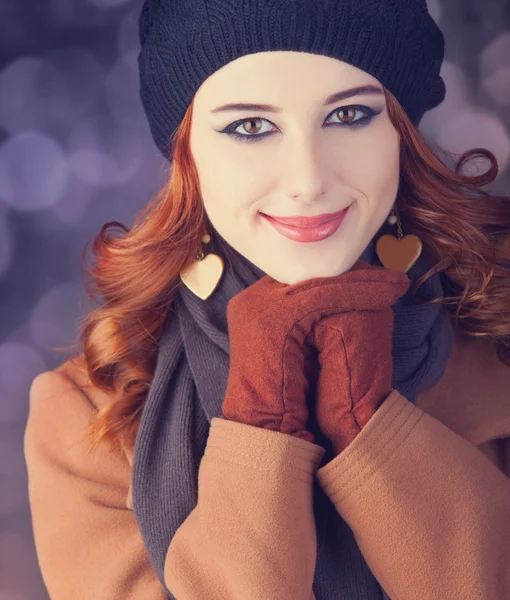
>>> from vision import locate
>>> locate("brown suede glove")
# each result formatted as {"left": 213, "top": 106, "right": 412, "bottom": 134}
{"left": 220, "top": 259, "right": 409, "bottom": 447}
{"left": 312, "top": 260, "right": 410, "bottom": 456}
{"left": 221, "top": 275, "right": 320, "bottom": 444}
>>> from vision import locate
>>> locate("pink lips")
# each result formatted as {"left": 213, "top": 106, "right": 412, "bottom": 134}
{"left": 261, "top": 206, "right": 351, "bottom": 243}
{"left": 265, "top": 209, "right": 348, "bottom": 228}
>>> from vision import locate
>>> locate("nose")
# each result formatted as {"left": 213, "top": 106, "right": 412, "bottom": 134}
{"left": 281, "top": 139, "right": 327, "bottom": 205}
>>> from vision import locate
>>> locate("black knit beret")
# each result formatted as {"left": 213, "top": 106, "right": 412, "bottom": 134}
{"left": 138, "top": 0, "right": 446, "bottom": 161}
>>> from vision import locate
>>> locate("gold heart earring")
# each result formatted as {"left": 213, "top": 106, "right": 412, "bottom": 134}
{"left": 376, "top": 203, "right": 423, "bottom": 273}
{"left": 178, "top": 232, "right": 225, "bottom": 300}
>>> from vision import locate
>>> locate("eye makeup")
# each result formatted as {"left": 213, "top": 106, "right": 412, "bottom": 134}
{"left": 217, "top": 104, "right": 383, "bottom": 143}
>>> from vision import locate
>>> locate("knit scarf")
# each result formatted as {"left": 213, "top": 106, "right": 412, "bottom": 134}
{"left": 132, "top": 233, "right": 455, "bottom": 600}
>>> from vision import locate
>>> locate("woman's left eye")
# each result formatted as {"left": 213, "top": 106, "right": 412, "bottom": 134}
{"left": 220, "top": 105, "right": 379, "bottom": 143}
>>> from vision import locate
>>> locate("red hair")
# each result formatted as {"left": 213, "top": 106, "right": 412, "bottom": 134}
{"left": 54, "top": 88, "right": 510, "bottom": 455}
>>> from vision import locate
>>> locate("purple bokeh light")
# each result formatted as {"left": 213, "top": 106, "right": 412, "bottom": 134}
{"left": 0, "top": 207, "right": 14, "bottom": 281}
{"left": 30, "top": 283, "right": 84, "bottom": 349}
{"left": 67, "top": 114, "right": 143, "bottom": 186}
{"left": 0, "top": 132, "right": 70, "bottom": 212}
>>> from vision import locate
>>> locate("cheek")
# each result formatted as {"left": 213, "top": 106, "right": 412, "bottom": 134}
{"left": 196, "top": 167, "right": 254, "bottom": 238}
{"left": 194, "top": 135, "right": 265, "bottom": 193}
{"left": 199, "top": 160, "right": 270, "bottom": 224}
{"left": 345, "top": 131, "right": 400, "bottom": 198}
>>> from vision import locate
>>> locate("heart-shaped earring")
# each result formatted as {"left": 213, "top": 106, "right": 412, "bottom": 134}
{"left": 179, "top": 233, "right": 225, "bottom": 300}
{"left": 376, "top": 204, "right": 423, "bottom": 273}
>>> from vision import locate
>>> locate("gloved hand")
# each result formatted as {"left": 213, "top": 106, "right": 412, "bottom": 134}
{"left": 220, "top": 274, "right": 320, "bottom": 444}
{"left": 220, "top": 258, "right": 409, "bottom": 447}
{"left": 311, "top": 260, "right": 410, "bottom": 456}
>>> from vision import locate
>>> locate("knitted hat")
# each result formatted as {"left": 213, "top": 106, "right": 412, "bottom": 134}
{"left": 138, "top": 0, "right": 446, "bottom": 161}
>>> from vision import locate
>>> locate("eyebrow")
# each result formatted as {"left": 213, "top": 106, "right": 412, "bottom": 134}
{"left": 209, "top": 85, "right": 384, "bottom": 114}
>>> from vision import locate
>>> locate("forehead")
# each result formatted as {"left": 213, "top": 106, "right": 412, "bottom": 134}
{"left": 193, "top": 51, "right": 382, "bottom": 110}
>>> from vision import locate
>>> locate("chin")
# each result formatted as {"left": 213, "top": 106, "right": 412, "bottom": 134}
{"left": 267, "top": 262, "right": 351, "bottom": 286}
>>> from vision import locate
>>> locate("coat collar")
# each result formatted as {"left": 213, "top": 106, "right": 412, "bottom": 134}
{"left": 416, "top": 329, "right": 510, "bottom": 446}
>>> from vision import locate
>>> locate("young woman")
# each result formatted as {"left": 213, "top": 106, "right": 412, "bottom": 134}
{"left": 24, "top": 0, "right": 510, "bottom": 599}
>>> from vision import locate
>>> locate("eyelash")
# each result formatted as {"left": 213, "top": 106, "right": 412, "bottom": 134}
{"left": 219, "top": 105, "right": 380, "bottom": 143}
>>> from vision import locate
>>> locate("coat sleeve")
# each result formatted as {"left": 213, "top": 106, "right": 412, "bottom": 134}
{"left": 163, "top": 416, "right": 325, "bottom": 600}
{"left": 24, "top": 370, "right": 169, "bottom": 600}
{"left": 24, "top": 369, "right": 326, "bottom": 600}
{"left": 316, "top": 388, "right": 510, "bottom": 600}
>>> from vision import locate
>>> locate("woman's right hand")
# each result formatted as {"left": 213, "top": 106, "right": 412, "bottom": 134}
{"left": 221, "top": 273, "right": 318, "bottom": 443}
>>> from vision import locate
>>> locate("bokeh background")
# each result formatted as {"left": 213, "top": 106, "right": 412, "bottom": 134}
{"left": 1, "top": 0, "right": 509, "bottom": 598}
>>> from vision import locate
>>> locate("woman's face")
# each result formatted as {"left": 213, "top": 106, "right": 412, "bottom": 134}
{"left": 190, "top": 51, "right": 401, "bottom": 284}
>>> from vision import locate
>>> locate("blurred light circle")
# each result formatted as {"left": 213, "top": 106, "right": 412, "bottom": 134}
{"left": 105, "top": 58, "right": 146, "bottom": 125}
{"left": 0, "top": 50, "right": 104, "bottom": 136}
{"left": 0, "top": 132, "right": 70, "bottom": 212}
{"left": 0, "top": 58, "right": 65, "bottom": 135}
{"left": 433, "top": 61, "right": 472, "bottom": 110}
{"left": 69, "top": 149, "right": 103, "bottom": 186}
{"left": 0, "top": 160, "right": 14, "bottom": 209}
{"left": 117, "top": 9, "right": 141, "bottom": 66}
{"left": 0, "top": 474, "right": 29, "bottom": 520}
{"left": 49, "top": 0, "right": 80, "bottom": 24}
{"left": 479, "top": 32, "right": 510, "bottom": 79}
{"left": 0, "top": 533, "right": 24, "bottom": 553}
{"left": 49, "top": 0, "right": 120, "bottom": 25}
{"left": 50, "top": 173, "right": 94, "bottom": 226}
{"left": 67, "top": 115, "right": 143, "bottom": 186}
{"left": 0, "top": 209, "right": 14, "bottom": 281}
{"left": 44, "top": 47, "right": 105, "bottom": 126}
{"left": 0, "top": 426, "right": 27, "bottom": 476}
{"left": 0, "top": 590, "right": 25, "bottom": 600}
{"left": 418, "top": 61, "right": 472, "bottom": 139}
{"left": 111, "top": 148, "right": 168, "bottom": 218}
{"left": 481, "top": 67, "right": 510, "bottom": 107}
{"left": 426, "top": 0, "right": 442, "bottom": 24}
{"left": 0, "top": 131, "right": 69, "bottom": 212}
{"left": 87, "top": 0, "right": 131, "bottom": 7}
{"left": 437, "top": 109, "right": 510, "bottom": 176}
{"left": 30, "top": 282, "right": 84, "bottom": 349}
{"left": 0, "top": 533, "right": 31, "bottom": 595}
{"left": 0, "top": 343, "right": 47, "bottom": 403}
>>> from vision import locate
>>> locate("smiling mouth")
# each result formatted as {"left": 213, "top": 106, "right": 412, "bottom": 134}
{"left": 261, "top": 207, "right": 350, "bottom": 229}
{"left": 260, "top": 205, "right": 351, "bottom": 243}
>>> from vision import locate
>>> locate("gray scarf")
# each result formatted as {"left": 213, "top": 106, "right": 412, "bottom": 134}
{"left": 132, "top": 234, "right": 455, "bottom": 600}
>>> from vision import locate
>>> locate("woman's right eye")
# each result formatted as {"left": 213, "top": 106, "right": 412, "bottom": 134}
{"left": 221, "top": 117, "right": 276, "bottom": 143}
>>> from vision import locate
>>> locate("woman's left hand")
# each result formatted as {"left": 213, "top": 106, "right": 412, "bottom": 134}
{"left": 311, "top": 259, "right": 410, "bottom": 457}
